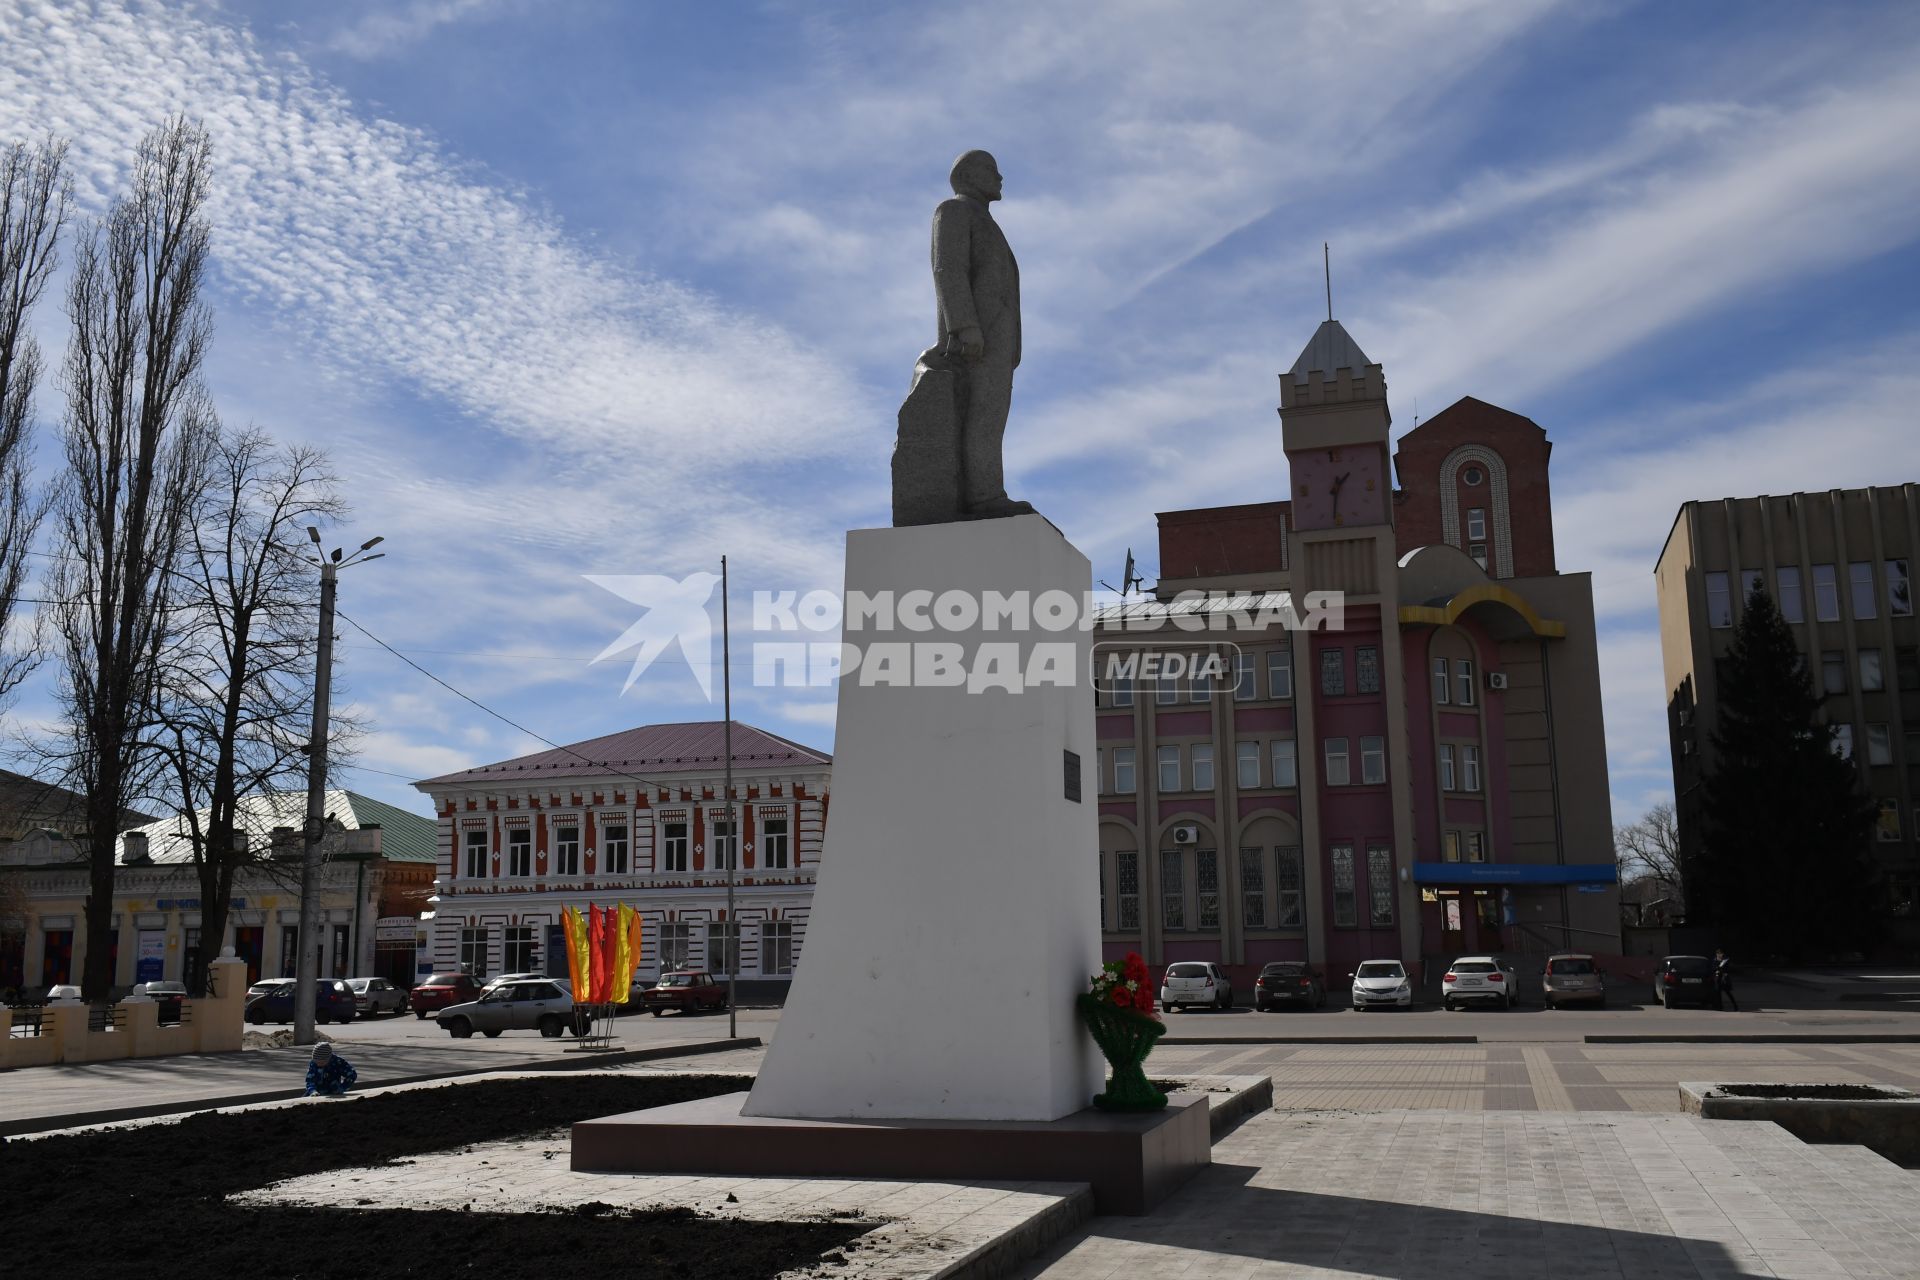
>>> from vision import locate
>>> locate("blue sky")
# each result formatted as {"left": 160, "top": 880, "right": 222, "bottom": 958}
{"left": 2, "top": 0, "right": 1918, "bottom": 829}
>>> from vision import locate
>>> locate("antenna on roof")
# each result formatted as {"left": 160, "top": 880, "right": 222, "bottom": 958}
{"left": 1100, "top": 549, "right": 1145, "bottom": 599}
{"left": 1324, "top": 242, "right": 1333, "bottom": 322}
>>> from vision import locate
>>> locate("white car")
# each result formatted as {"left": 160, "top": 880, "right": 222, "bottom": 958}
{"left": 1350, "top": 959, "right": 1413, "bottom": 1010}
{"left": 43, "top": 983, "right": 82, "bottom": 1002}
{"left": 1443, "top": 955, "right": 1520, "bottom": 1010}
{"left": 1159, "top": 961, "right": 1234, "bottom": 1012}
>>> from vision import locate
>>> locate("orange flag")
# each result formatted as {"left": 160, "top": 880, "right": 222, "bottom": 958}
{"left": 561, "top": 906, "right": 587, "bottom": 996}
{"left": 587, "top": 904, "right": 609, "bottom": 1004}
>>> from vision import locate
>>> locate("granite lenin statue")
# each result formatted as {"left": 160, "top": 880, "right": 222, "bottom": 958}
{"left": 892, "top": 150, "right": 1037, "bottom": 526}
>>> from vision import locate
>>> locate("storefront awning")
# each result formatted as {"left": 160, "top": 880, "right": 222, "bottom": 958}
{"left": 1413, "top": 862, "right": 1616, "bottom": 886}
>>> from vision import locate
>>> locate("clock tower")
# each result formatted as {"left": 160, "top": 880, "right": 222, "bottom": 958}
{"left": 1278, "top": 319, "right": 1422, "bottom": 974}
{"left": 1280, "top": 320, "right": 1391, "bottom": 532}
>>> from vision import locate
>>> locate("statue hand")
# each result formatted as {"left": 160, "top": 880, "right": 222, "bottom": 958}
{"left": 948, "top": 326, "right": 984, "bottom": 361}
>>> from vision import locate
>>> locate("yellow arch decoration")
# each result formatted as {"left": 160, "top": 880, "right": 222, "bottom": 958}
{"left": 1397, "top": 583, "right": 1566, "bottom": 638}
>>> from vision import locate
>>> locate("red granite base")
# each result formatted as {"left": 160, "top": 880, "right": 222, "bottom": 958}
{"left": 571, "top": 1090, "right": 1210, "bottom": 1215}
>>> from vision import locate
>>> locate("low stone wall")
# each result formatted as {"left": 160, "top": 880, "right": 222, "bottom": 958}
{"left": 1679, "top": 1080, "right": 1920, "bottom": 1167}
{"left": 0, "top": 954, "right": 245, "bottom": 1070}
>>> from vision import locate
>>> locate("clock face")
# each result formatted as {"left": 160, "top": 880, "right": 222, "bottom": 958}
{"left": 1287, "top": 445, "right": 1386, "bottom": 530}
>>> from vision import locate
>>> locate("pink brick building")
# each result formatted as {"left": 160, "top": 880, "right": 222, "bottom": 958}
{"left": 1092, "top": 322, "right": 1619, "bottom": 992}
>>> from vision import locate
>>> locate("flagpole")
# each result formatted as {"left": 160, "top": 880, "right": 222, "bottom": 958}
{"left": 722, "top": 554, "right": 737, "bottom": 1040}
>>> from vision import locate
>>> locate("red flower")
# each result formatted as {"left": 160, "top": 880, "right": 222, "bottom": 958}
{"left": 1110, "top": 986, "right": 1130, "bottom": 1006}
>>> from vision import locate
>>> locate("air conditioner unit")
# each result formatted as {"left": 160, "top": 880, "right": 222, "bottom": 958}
{"left": 1172, "top": 824, "right": 1199, "bottom": 845}
{"left": 1486, "top": 672, "right": 1509, "bottom": 691}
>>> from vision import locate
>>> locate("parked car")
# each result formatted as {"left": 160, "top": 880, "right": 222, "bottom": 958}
{"left": 1159, "top": 961, "right": 1234, "bottom": 1012}
{"left": 640, "top": 970, "right": 727, "bottom": 1016}
{"left": 1443, "top": 955, "right": 1520, "bottom": 1010}
{"left": 1349, "top": 959, "right": 1413, "bottom": 1010}
{"left": 1653, "top": 955, "right": 1717, "bottom": 1008}
{"left": 345, "top": 976, "right": 407, "bottom": 1017}
{"left": 436, "top": 977, "right": 581, "bottom": 1038}
{"left": 246, "top": 977, "right": 358, "bottom": 1024}
{"left": 408, "top": 972, "right": 482, "bottom": 1018}
{"left": 44, "top": 983, "right": 81, "bottom": 1002}
{"left": 1254, "top": 962, "right": 1325, "bottom": 1010}
{"left": 1541, "top": 954, "right": 1606, "bottom": 1009}
{"left": 132, "top": 980, "right": 189, "bottom": 1024}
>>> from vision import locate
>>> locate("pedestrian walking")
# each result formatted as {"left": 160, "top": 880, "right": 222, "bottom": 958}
{"left": 1713, "top": 948, "right": 1738, "bottom": 1012}
{"left": 304, "top": 1041, "right": 358, "bottom": 1097}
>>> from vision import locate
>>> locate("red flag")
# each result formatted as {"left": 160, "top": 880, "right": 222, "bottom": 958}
{"left": 587, "top": 904, "right": 608, "bottom": 1004}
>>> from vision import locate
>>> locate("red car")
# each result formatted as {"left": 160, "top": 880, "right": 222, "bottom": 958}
{"left": 640, "top": 970, "right": 727, "bottom": 1016}
{"left": 408, "top": 972, "right": 481, "bottom": 1019}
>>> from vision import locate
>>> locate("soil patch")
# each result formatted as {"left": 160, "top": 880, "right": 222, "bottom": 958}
{"left": 0, "top": 1074, "right": 868, "bottom": 1278}
{"left": 1715, "top": 1083, "right": 1907, "bottom": 1100}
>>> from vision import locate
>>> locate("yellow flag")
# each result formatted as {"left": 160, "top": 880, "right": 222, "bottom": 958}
{"left": 610, "top": 904, "right": 639, "bottom": 1005}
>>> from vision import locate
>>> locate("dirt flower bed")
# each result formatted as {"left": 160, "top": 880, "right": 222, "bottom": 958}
{"left": 1715, "top": 1083, "right": 1907, "bottom": 1100}
{"left": 0, "top": 1073, "right": 868, "bottom": 1279}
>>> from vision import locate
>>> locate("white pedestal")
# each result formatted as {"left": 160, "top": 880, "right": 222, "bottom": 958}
{"left": 743, "top": 515, "right": 1102, "bottom": 1122}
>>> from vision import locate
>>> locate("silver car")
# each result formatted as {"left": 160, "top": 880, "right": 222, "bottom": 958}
{"left": 436, "top": 977, "right": 579, "bottom": 1039}
{"left": 1541, "top": 954, "right": 1605, "bottom": 1009}
{"left": 346, "top": 976, "right": 407, "bottom": 1017}
{"left": 1350, "top": 959, "right": 1413, "bottom": 1009}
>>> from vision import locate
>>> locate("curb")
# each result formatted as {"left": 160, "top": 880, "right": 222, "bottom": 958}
{"left": 1163, "top": 1035, "right": 1478, "bottom": 1045}
{"left": 1585, "top": 1034, "right": 1920, "bottom": 1045}
{"left": 0, "top": 1035, "right": 761, "bottom": 1138}
{"left": 1836, "top": 991, "right": 1920, "bottom": 1003}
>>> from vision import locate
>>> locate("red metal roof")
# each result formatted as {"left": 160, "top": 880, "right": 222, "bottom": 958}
{"left": 414, "top": 721, "right": 831, "bottom": 789}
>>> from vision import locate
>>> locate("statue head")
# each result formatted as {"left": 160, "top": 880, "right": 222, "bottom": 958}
{"left": 949, "top": 150, "right": 1002, "bottom": 203}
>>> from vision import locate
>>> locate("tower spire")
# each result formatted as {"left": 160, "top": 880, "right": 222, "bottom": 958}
{"left": 1324, "top": 242, "right": 1332, "bottom": 321}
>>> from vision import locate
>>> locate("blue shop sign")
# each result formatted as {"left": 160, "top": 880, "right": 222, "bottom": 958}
{"left": 1412, "top": 862, "right": 1616, "bottom": 886}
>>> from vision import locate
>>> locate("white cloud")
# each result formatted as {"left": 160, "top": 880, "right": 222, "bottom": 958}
{"left": 320, "top": 0, "right": 515, "bottom": 60}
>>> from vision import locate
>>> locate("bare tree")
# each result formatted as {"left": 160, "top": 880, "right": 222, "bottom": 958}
{"left": 0, "top": 138, "right": 69, "bottom": 708}
{"left": 1615, "top": 800, "right": 1682, "bottom": 889}
{"left": 50, "top": 118, "right": 216, "bottom": 1000}
{"left": 159, "top": 429, "right": 342, "bottom": 992}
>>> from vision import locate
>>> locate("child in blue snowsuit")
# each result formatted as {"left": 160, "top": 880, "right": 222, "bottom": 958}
{"left": 305, "top": 1041, "right": 358, "bottom": 1096}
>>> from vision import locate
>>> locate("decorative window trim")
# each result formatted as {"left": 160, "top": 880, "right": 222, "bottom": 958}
{"left": 1438, "top": 444, "right": 1513, "bottom": 578}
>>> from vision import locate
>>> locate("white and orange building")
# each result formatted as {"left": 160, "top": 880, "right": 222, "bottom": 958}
{"left": 413, "top": 722, "right": 830, "bottom": 987}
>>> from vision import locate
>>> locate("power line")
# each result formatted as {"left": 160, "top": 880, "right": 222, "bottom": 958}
{"left": 333, "top": 607, "right": 735, "bottom": 798}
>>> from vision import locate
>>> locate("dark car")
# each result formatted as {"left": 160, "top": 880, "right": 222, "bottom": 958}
{"left": 245, "top": 978, "right": 358, "bottom": 1024}
{"left": 134, "top": 980, "right": 190, "bottom": 1025}
{"left": 408, "top": 972, "right": 482, "bottom": 1019}
{"left": 640, "top": 970, "right": 727, "bottom": 1016}
{"left": 1654, "top": 955, "right": 1716, "bottom": 1008}
{"left": 1254, "top": 962, "right": 1326, "bottom": 1010}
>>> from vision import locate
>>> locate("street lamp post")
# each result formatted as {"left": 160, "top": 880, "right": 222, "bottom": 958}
{"left": 293, "top": 531, "right": 384, "bottom": 1046}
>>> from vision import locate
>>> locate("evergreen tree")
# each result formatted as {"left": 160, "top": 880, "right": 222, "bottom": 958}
{"left": 1700, "top": 589, "right": 1878, "bottom": 959}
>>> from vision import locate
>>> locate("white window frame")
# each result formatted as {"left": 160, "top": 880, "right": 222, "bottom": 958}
{"left": 1433, "top": 657, "right": 1450, "bottom": 705}
{"left": 1813, "top": 564, "right": 1839, "bottom": 621}
{"left": 503, "top": 925, "right": 535, "bottom": 973}
{"left": 1113, "top": 747, "right": 1137, "bottom": 795}
{"left": 1462, "top": 745, "right": 1482, "bottom": 792}
{"left": 707, "top": 918, "right": 740, "bottom": 974}
{"left": 1850, "top": 561, "right": 1878, "bottom": 620}
{"left": 1777, "top": 565, "right": 1804, "bottom": 623}
{"left": 661, "top": 819, "right": 690, "bottom": 874}
{"left": 1157, "top": 745, "right": 1181, "bottom": 794}
{"left": 1867, "top": 723, "right": 1892, "bottom": 767}
{"left": 1266, "top": 649, "right": 1292, "bottom": 700}
{"left": 1157, "top": 674, "right": 1178, "bottom": 705}
{"left": 1466, "top": 507, "right": 1486, "bottom": 542}
{"left": 761, "top": 919, "right": 793, "bottom": 975}
{"left": 1888, "top": 558, "right": 1912, "bottom": 616}
{"left": 711, "top": 816, "right": 739, "bottom": 871}
{"left": 463, "top": 828, "right": 488, "bottom": 879}
{"left": 1112, "top": 675, "right": 1134, "bottom": 707}
{"left": 1236, "top": 740, "right": 1260, "bottom": 789}
{"left": 603, "top": 822, "right": 629, "bottom": 874}
{"left": 1191, "top": 743, "right": 1214, "bottom": 791}
{"left": 1271, "top": 739, "right": 1297, "bottom": 788}
{"left": 507, "top": 827, "right": 532, "bottom": 877}
{"left": 1234, "top": 651, "right": 1256, "bottom": 701}
{"left": 761, "top": 814, "right": 790, "bottom": 869}
{"left": 1360, "top": 736, "right": 1385, "bottom": 785}
{"left": 554, "top": 823, "right": 580, "bottom": 877}
{"left": 1466, "top": 832, "right": 1486, "bottom": 862}
{"left": 1439, "top": 744, "right": 1456, "bottom": 791}
{"left": 1456, "top": 659, "right": 1476, "bottom": 707}
{"left": 1324, "top": 737, "right": 1350, "bottom": 787}
{"left": 658, "top": 920, "right": 691, "bottom": 972}
{"left": 1706, "top": 571, "right": 1732, "bottom": 629}
{"left": 1861, "top": 649, "right": 1884, "bottom": 692}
